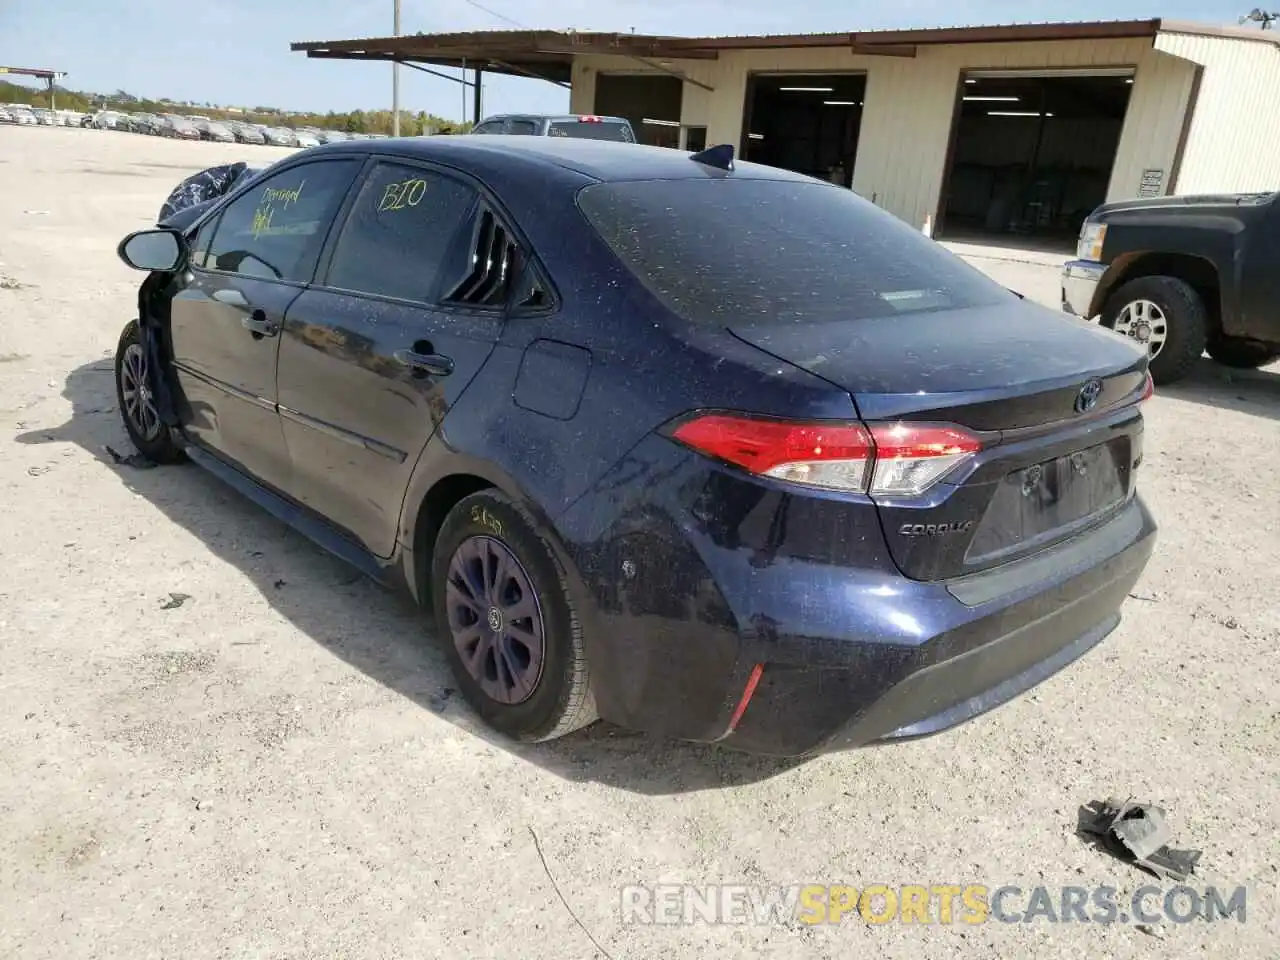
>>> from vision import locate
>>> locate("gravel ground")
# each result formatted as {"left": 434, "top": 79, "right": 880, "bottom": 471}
{"left": 1, "top": 126, "right": 1277, "bottom": 959}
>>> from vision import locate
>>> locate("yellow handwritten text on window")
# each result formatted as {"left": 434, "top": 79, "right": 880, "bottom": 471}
{"left": 378, "top": 178, "right": 428, "bottom": 212}
{"left": 251, "top": 180, "right": 307, "bottom": 240}
{"left": 262, "top": 181, "right": 306, "bottom": 209}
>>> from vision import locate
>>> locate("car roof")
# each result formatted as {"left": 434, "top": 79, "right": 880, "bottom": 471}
{"left": 302, "top": 136, "right": 820, "bottom": 186}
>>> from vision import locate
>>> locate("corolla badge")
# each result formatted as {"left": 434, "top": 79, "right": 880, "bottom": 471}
{"left": 1075, "top": 378, "right": 1104, "bottom": 413}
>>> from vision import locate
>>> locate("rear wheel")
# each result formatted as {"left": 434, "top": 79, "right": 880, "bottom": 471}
{"left": 1205, "top": 335, "right": 1280, "bottom": 370}
{"left": 1101, "top": 276, "right": 1207, "bottom": 386}
{"left": 114, "top": 321, "right": 184, "bottom": 463}
{"left": 430, "top": 490, "right": 596, "bottom": 742}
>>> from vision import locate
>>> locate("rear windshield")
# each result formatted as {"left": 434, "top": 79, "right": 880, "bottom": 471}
{"left": 548, "top": 120, "right": 636, "bottom": 142}
{"left": 576, "top": 179, "right": 1012, "bottom": 324}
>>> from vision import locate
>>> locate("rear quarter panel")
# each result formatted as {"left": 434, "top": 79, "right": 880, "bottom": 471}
{"left": 397, "top": 159, "right": 860, "bottom": 549}
{"left": 394, "top": 164, "right": 863, "bottom": 718}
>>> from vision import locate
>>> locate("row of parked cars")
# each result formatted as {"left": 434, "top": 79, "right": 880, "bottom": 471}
{"left": 84, "top": 108, "right": 389, "bottom": 148}
{"left": 0, "top": 104, "right": 86, "bottom": 126}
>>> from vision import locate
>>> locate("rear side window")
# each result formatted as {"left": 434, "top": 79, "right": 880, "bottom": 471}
{"left": 324, "top": 162, "right": 478, "bottom": 303}
{"left": 548, "top": 119, "right": 636, "bottom": 142}
{"left": 203, "top": 160, "right": 359, "bottom": 282}
{"left": 508, "top": 119, "right": 538, "bottom": 135}
{"left": 576, "top": 179, "right": 1012, "bottom": 324}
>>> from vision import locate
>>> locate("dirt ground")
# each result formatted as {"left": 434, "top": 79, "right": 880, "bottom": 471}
{"left": 1, "top": 126, "right": 1277, "bottom": 959}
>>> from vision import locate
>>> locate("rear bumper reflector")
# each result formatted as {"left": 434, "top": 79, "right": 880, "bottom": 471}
{"left": 727, "top": 663, "right": 765, "bottom": 733}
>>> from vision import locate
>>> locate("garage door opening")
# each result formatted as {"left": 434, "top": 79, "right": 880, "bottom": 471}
{"left": 742, "top": 74, "right": 866, "bottom": 186}
{"left": 594, "top": 74, "right": 684, "bottom": 148}
{"left": 939, "top": 71, "right": 1134, "bottom": 245}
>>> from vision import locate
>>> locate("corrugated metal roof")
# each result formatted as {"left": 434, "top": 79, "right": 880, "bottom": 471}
{"left": 291, "top": 19, "right": 1163, "bottom": 53}
{"left": 290, "top": 19, "right": 1277, "bottom": 82}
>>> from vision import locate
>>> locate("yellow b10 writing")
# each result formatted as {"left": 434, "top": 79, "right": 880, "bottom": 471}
{"left": 378, "top": 178, "right": 428, "bottom": 212}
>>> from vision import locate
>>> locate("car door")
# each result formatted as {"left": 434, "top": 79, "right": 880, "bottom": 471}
{"left": 276, "top": 159, "right": 502, "bottom": 556}
{"left": 169, "top": 158, "right": 361, "bottom": 492}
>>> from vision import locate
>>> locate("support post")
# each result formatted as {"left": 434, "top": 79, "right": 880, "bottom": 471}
{"left": 391, "top": 0, "right": 401, "bottom": 136}
{"left": 473, "top": 67, "right": 483, "bottom": 123}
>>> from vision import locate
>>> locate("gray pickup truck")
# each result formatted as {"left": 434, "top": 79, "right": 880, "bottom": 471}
{"left": 1062, "top": 191, "right": 1280, "bottom": 385}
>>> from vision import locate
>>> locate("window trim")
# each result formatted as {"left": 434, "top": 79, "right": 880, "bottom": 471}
{"left": 313, "top": 153, "right": 561, "bottom": 318}
{"left": 190, "top": 156, "right": 364, "bottom": 287}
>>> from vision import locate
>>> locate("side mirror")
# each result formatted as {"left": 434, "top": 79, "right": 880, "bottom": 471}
{"left": 117, "top": 228, "right": 186, "bottom": 272}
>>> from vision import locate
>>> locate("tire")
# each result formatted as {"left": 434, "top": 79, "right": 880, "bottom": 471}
{"left": 431, "top": 490, "right": 597, "bottom": 742}
{"left": 114, "top": 321, "right": 184, "bottom": 464}
{"left": 1101, "top": 275, "right": 1208, "bottom": 386}
{"left": 1205, "top": 335, "right": 1280, "bottom": 370}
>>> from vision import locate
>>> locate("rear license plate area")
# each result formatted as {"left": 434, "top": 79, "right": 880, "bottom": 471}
{"left": 967, "top": 440, "right": 1128, "bottom": 562}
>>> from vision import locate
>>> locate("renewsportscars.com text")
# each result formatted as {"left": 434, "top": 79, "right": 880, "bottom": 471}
{"left": 620, "top": 883, "right": 1248, "bottom": 926}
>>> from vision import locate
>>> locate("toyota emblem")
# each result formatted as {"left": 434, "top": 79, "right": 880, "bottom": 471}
{"left": 1075, "top": 379, "right": 1104, "bottom": 413}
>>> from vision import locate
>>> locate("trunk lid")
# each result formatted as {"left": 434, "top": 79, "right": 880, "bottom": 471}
{"left": 730, "top": 300, "right": 1149, "bottom": 580}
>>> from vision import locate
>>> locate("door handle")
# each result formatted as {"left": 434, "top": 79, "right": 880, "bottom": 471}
{"left": 242, "top": 310, "right": 278, "bottom": 338}
{"left": 213, "top": 287, "right": 249, "bottom": 307}
{"left": 394, "top": 349, "right": 454, "bottom": 376}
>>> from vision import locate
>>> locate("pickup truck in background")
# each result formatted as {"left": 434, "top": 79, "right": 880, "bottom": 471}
{"left": 1061, "top": 191, "right": 1280, "bottom": 385}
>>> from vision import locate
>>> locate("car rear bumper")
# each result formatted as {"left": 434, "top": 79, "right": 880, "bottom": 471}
{"left": 1062, "top": 259, "right": 1106, "bottom": 319}
{"left": 722, "top": 497, "right": 1154, "bottom": 755}
{"left": 560, "top": 439, "right": 1156, "bottom": 756}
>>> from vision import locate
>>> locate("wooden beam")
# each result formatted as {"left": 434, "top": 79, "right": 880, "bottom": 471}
{"left": 850, "top": 43, "right": 916, "bottom": 57}
{"left": 487, "top": 58, "right": 573, "bottom": 88}
{"left": 536, "top": 42, "right": 719, "bottom": 60}
{"left": 664, "top": 34, "right": 849, "bottom": 51}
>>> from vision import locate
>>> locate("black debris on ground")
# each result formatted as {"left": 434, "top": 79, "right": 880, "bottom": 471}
{"left": 104, "top": 445, "right": 156, "bottom": 470}
{"left": 160, "top": 593, "right": 192, "bottom": 611}
{"left": 427, "top": 687, "right": 456, "bottom": 714}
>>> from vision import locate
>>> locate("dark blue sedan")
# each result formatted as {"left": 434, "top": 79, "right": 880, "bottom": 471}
{"left": 113, "top": 136, "right": 1156, "bottom": 756}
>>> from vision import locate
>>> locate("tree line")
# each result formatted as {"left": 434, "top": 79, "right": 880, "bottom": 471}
{"left": 0, "top": 80, "right": 472, "bottom": 135}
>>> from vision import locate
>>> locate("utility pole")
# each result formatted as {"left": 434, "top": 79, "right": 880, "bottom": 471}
{"left": 391, "top": 0, "right": 401, "bottom": 136}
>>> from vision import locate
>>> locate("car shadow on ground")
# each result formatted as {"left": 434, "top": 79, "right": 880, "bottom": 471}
{"left": 16, "top": 359, "right": 809, "bottom": 796}
{"left": 1160, "top": 356, "right": 1280, "bottom": 421}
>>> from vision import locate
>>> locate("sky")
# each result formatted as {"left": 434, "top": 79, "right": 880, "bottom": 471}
{"left": 0, "top": 0, "right": 1258, "bottom": 120}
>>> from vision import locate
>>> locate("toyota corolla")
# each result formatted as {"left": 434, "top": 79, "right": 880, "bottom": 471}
{"left": 112, "top": 137, "right": 1156, "bottom": 756}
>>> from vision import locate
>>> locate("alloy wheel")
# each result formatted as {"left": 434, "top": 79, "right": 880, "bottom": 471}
{"left": 1112, "top": 299, "right": 1168, "bottom": 359}
{"left": 120, "top": 342, "right": 161, "bottom": 441}
{"left": 445, "top": 536, "right": 546, "bottom": 705}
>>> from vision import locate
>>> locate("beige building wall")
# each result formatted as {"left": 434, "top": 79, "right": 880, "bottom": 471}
{"left": 1155, "top": 30, "right": 1280, "bottom": 194}
{"left": 571, "top": 36, "right": 1196, "bottom": 228}
{"left": 1109, "top": 48, "right": 1198, "bottom": 200}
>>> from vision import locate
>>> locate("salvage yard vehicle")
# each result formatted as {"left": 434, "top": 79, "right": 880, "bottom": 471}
{"left": 470, "top": 113, "right": 637, "bottom": 142}
{"left": 112, "top": 137, "right": 1156, "bottom": 756}
{"left": 1062, "top": 190, "right": 1280, "bottom": 384}
{"left": 263, "top": 126, "right": 298, "bottom": 147}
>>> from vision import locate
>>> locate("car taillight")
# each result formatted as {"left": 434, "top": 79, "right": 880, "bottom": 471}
{"left": 1139, "top": 371, "right": 1154, "bottom": 403}
{"left": 670, "top": 414, "right": 981, "bottom": 497}
{"left": 869, "top": 423, "right": 983, "bottom": 496}
{"left": 578, "top": 115, "right": 604, "bottom": 123}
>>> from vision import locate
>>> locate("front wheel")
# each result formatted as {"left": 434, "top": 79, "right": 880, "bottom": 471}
{"left": 114, "top": 321, "right": 184, "bottom": 464}
{"left": 1206, "top": 336, "right": 1280, "bottom": 370}
{"left": 1101, "top": 275, "right": 1208, "bottom": 386}
{"left": 430, "top": 490, "right": 597, "bottom": 742}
